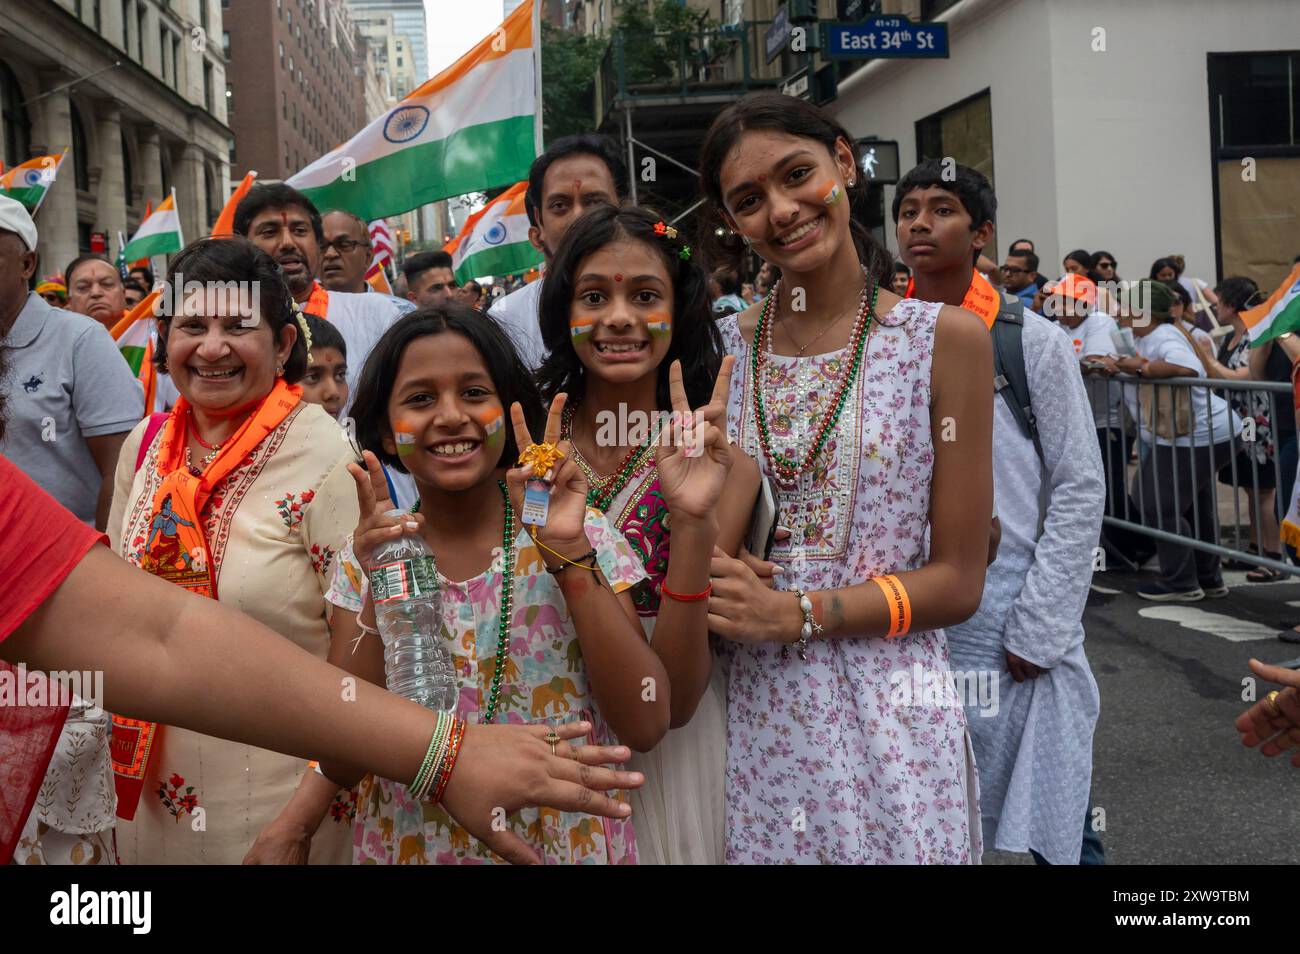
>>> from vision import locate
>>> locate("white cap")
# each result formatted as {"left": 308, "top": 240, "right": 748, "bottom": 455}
{"left": 0, "top": 193, "right": 38, "bottom": 251}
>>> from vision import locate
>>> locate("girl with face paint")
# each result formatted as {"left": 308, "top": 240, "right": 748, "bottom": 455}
{"left": 536, "top": 205, "right": 761, "bottom": 864}
{"left": 326, "top": 303, "right": 668, "bottom": 864}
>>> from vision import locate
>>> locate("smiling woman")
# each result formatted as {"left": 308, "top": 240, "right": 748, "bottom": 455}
{"left": 103, "top": 237, "right": 363, "bottom": 865}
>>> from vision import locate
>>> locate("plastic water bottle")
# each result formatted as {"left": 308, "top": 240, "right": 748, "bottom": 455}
{"left": 368, "top": 510, "right": 457, "bottom": 711}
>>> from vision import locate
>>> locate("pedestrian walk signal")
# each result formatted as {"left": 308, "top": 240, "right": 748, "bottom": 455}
{"left": 853, "top": 139, "right": 899, "bottom": 184}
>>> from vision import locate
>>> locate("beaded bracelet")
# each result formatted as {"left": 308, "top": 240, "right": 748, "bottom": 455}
{"left": 780, "top": 588, "right": 822, "bottom": 661}
{"left": 431, "top": 716, "right": 467, "bottom": 803}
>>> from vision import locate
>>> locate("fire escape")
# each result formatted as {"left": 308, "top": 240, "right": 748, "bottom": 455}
{"left": 594, "top": 20, "right": 783, "bottom": 234}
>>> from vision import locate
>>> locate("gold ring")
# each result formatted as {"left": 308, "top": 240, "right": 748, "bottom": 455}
{"left": 543, "top": 730, "right": 561, "bottom": 756}
{"left": 1265, "top": 690, "right": 1283, "bottom": 716}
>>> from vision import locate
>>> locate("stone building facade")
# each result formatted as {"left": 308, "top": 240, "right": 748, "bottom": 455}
{"left": 0, "top": 0, "right": 232, "bottom": 277}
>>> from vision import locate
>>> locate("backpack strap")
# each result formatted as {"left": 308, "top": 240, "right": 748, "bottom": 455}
{"left": 989, "top": 294, "right": 1049, "bottom": 533}
{"left": 134, "top": 412, "right": 169, "bottom": 474}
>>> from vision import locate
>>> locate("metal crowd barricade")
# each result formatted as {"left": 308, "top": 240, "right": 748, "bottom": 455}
{"left": 1085, "top": 373, "right": 1300, "bottom": 578}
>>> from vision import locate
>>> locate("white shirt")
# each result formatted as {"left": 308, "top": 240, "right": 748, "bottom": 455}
{"left": 321, "top": 288, "right": 405, "bottom": 416}
{"left": 488, "top": 279, "right": 547, "bottom": 371}
{"left": 1128, "top": 323, "right": 1242, "bottom": 447}
{"left": 1066, "top": 311, "right": 1123, "bottom": 429}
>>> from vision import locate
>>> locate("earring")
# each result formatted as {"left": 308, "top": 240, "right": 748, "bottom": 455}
{"left": 848, "top": 176, "right": 857, "bottom": 187}
{"left": 276, "top": 362, "right": 285, "bottom": 376}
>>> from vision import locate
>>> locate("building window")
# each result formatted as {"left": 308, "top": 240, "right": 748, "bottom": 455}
{"left": 223, "top": 31, "right": 230, "bottom": 56}
{"left": 226, "top": 83, "right": 234, "bottom": 115}
{"left": 160, "top": 25, "right": 169, "bottom": 81}
{"left": 70, "top": 103, "right": 90, "bottom": 192}
{"left": 121, "top": 0, "right": 131, "bottom": 53}
{"left": 204, "top": 61, "right": 213, "bottom": 111}
{"left": 172, "top": 34, "right": 181, "bottom": 89}
{"left": 93, "top": 0, "right": 102, "bottom": 33}
{"left": 916, "top": 89, "right": 995, "bottom": 185}
{"left": 200, "top": 0, "right": 209, "bottom": 34}
{"left": 0, "top": 62, "right": 31, "bottom": 170}
{"left": 121, "top": 131, "right": 133, "bottom": 208}
{"left": 282, "top": 91, "right": 287, "bottom": 118}
{"left": 289, "top": 55, "right": 294, "bottom": 73}
{"left": 137, "top": 6, "right": 146, "bottom": 60}
{"left": 279, "top": 42, "right": 285, "bottom": 67}
{"left": 1212, "top": 52, "right": 1299, "bottom": 148}
{"left": 287, "top": 9, "right": 292, "bottom": 28}
{"left": 228, "top": 136, "right": 236, "bottom": 163}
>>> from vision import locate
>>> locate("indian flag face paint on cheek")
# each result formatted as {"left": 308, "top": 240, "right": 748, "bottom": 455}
{"left": 394, "top": 421, "right": 417, "bottom": 458}
{"left": 822, "top": 180, "right": 842, "bottom": 205}
{"left": 646, "top": 312, "right": 672, "bottom": 340}
{"left": 570, "top": 316, "right": 595, "bottom": 345}
{"left": 479, "top": 406, "right": 505, "bottom": 451}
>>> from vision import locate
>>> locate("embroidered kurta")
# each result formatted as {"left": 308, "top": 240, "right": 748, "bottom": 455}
{"left": 107, "top": 402, "right": 359, "bottom": 864}
{"left": 325, "top": 509, "right": 646, "bottom": 865}
{"left": 603, "top": 466, "right": 728, "bottom": 865}
{"left": 718, "top": 302, "right": 979, "bottom": 864}
{"left": 945, "top": 311, "right": 1105, "bottom": 864}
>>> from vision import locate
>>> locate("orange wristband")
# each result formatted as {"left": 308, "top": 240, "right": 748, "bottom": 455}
{"left": 871, "top": 574, "right": 911, "bottom": 638}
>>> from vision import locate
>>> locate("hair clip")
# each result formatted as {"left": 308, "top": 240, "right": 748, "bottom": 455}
{"left": 654, "top": 220, "right": 679, "bottom": 240}
{"left": 679, "top": 246, "right": 691, "bottom": 261}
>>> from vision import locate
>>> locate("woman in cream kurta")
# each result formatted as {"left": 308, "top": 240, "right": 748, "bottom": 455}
{"left": 107, "top": 401, "right": 358, "bottom": 864}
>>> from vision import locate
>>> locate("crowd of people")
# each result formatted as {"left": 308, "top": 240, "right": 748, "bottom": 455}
{"left": 3, "top": 90, "right": 1299, "bottom": 869}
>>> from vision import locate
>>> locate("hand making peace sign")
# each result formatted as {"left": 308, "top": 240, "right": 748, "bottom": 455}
{"left": 655, "top": 356, "right": 736, "bottom": 522}
{"left": 505, "top": 393, "right": 592, "bottom": 557}
{"left": 347, "top": 449, "right": 425, "bottom": 574}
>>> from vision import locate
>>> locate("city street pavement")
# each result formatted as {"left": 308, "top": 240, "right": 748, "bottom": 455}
{"left": 986, "top": 566, "right": 1300, "bottom": 865}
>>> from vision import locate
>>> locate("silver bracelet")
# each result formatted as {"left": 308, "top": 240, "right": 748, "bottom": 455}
{"left": 779, "top": 587, "right": 822, "bottom": 661}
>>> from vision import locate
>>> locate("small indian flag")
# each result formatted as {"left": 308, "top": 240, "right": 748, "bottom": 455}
{"left": 365, "top": 261, "right": 394, "bottom": 295}
{"left": 287, "top": 0, "right": 540, "bottom": 222}
{"left": 1245, "top": 264, "right": 1300, "bottom": 348}
{"left": 0, "top": 152, "right": 65, "bottom": 213}
{"left": 647, "top": 315, "right": 672, "bottom": 338}
{"left": 123, "top": 190, "right": 184, "bottom": 261}
{"left": 448, "top": 180, "right": 541, "bottom": 283}
{"left": 570, "top": 317, "right": 595, "bottom": 341}
{"left": 109, "top": 288, "right": 164, "bottom": 414}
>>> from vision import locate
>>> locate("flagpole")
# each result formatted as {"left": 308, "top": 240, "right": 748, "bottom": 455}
{"left": 532, "top": 0, "right": 544, "bottom": 154}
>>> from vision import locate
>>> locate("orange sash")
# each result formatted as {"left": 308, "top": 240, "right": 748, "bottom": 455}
{"left": 906, "top": 268, "right": 1000, "bottom": 329}
{"left": 110, "top": 379, "right": 302, "bottom": 819}
{"left": 302, "top": 281, "right": 330, "bottom": 321}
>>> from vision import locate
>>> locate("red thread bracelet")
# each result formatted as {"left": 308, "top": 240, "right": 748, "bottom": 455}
{"left": 662, "top": 582, "right": 712, "bottom": 602}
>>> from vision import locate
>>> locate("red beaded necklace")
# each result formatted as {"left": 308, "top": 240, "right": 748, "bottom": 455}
{"left": 750, "top": 273, "right": 877, "bottom": 485}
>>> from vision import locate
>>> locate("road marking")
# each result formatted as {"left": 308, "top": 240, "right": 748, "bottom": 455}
{"left": 1138, "top": 606, "right": 1277, "bottom": 642}
{"left": 1090, "top": 584, "right": 1121, "bottom": 595}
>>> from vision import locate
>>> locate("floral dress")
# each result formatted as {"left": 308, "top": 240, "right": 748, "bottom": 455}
{"left": 325, "top": 509, "right": 646, "bottom": 864}
{"left": 602, "top": 466, "right": 728, "bottom": 864}
{"left": 717, "top": 302, "right": 980, "bottom": 864}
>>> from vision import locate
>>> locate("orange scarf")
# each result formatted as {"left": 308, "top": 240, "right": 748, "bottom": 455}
{"left": 110, "top": 379, "right": 302, "bottom": 818}
{"left": 906, "top": 268, "right": 1000, "bottom": 329}
{"left": 303, "top": 281, "right": 330, "bottom": 321}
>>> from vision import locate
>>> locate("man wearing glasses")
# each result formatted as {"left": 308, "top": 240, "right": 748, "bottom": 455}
{"left": 402, "top": 251, "right": 460, "bottom": 309}
{"left": 321, "top": 210, "right": 414, "bottom": 314}
{"left": 1001, "top": 248, "right": 1041, "bottom": 310}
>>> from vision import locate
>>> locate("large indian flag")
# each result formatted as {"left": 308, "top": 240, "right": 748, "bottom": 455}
{"left": 1245, "top": 264, "right": 1300, "bottom": 348}
{"left": 286, "top": 0, "right": 541, "bottom": 221}
{"left": 122, "top": 190, "right": 184, "bottom": 261}
{"left": 447, "top": 181, "right": 541, "bottom": 282}
{"left": 0, "top": 152, "right": 65, "bottom": 213}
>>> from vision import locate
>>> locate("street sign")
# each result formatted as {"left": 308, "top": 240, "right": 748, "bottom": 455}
{"left": 781, "top": 67, "right": 810, "bottom": 100}
{"left": 764, "top": 4, "right": 792, "bottom": 64}
{"left": 824, "top": 16, "right": 950, "bottom": 59}
{"left": 854, "top": 138, "right": 900, "bottom": 184}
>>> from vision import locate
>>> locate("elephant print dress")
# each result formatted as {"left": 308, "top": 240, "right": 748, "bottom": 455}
{"left": 325, "top": 508, "right": 646, "bottom": 864}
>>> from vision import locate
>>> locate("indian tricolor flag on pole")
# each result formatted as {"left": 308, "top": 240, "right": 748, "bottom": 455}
{"left": 1245, "top": 264, "right": 1300, "bottom": 348}
{"left": 109, "top": 289, "right": 163, "bottom": 415}
{"left": 122, "top": 190, "right": 184, "bottom": 261}
{"left": 447, "top": 181, "right": 541, "bottom": 282}
{"left": 286, "top": 0, "right": 542, "bottom": 221}
{"left": 0, "top": 152, "right": 66, "bottom": 214}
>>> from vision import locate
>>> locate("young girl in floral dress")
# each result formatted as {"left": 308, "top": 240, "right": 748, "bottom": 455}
{"left": 536, "top": 205, "right": 759, "bottom": 863}
{"left": 697, "top": 93, "right": 994, "bottom": 863}
{"left": 322, "top": 304, "right": 729, "bottom": 864}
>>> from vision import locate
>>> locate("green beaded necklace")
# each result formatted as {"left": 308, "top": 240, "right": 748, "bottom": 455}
{"left": 412, "top": 479, "right": 515, "bottom": 723}
{"left": 561, "top": 400, "right": 659, "bottom": 512}
{"left": 751, "top": 277, "right": 878, "bottom": 484}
